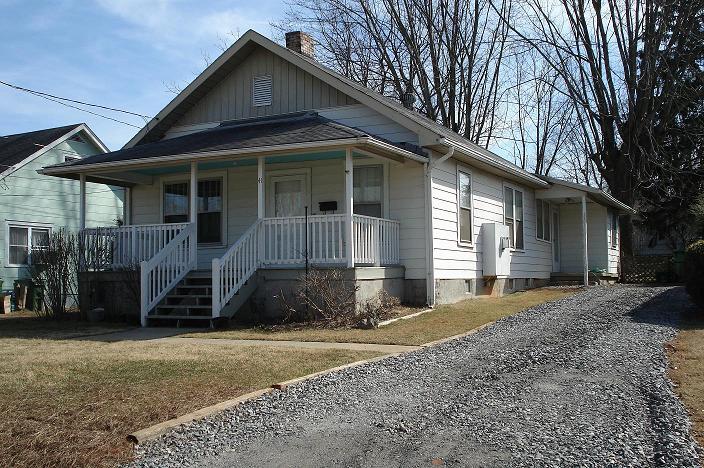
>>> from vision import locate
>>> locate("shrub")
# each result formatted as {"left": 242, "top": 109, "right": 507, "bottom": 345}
{"left": 30, "top": 229, "right": 79, "bottom": 319}
{"left": 684, "top": 240, "right": 704, "bottom": 310}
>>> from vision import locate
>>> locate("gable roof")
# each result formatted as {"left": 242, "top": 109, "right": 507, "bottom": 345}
{"left": 50, "top": 112, "right": 425, "bottom": 171}
{"left": 124, "top": 30, "right": 547, "bottom": 188}
{"left": 0, "top": 123, "right": 108, "bottom": 178}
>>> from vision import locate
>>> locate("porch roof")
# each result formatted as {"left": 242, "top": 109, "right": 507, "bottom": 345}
{"left": 41, "top": 112, "right": 427, "bottom": 176}
{"left": 536, "top": 175, "right": 635, "bottom": 214}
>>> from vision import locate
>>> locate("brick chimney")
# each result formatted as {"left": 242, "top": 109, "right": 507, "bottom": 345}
{"left": 285, "top": 31, "right": 314, "bottom": 58}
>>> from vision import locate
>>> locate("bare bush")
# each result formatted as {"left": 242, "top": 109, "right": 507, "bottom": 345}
{"left": 30, "top": 229, "right": 79, "bottom": 319}
{"left": 278, "top": 268, "right": 358, "bottom": 327}
{"left": 356, "top": 290, "right": 401, "bottom": 329}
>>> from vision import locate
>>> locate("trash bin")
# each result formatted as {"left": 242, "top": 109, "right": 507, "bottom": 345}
{"left": 672, "top": 250, "right": 685, "bottom": 282}
{"left": 29, "top": 284, "right": 44, "bottom": 312}
{"left": 13, "top": 279, "right": 32, "bottom": 309}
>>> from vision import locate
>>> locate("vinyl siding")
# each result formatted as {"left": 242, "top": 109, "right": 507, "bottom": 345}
{"left": 430, "top": 157, "right": 552, "bottom": 280}
{"left": 174, "top": 47, "right": 356, "bottom": 127}
{"left": 0, "top": 136, "right": 124, "bottom": 284}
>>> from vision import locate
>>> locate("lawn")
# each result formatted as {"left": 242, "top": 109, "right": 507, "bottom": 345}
{"left": 0, "top": 314, "right": 381, "bottom": 468}
{"left": 184, "top": 287, "right": 579, "bottom": 346}
{"left": 668, "top": 303, "right": 704, "bottom": 449}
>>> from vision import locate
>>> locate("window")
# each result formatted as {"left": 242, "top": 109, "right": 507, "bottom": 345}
{"left": 504, "top": 186, "right": 524, "bottom": 249}
{"left": 163, "top": 179, "right": 223, "bottom": 244}
{"left": 457, "top": 168, "right": 473, "bottom": 244}
{"left": 536, "top": 199, "right": 551, "bottom": 241}
{"left": 64, "top": 154, "right": 81, "bottom": 163}
{"left": 353, "top": 165, "right": 383, "bottom": 218}
{"left": 610, "top": 211, "right": 619, "bottom": 249}
{"left": 7, "top": 224, "right": 50, "bottom": 266}
{"left": 252, "top": 75, "right": 273, "bottom": 107}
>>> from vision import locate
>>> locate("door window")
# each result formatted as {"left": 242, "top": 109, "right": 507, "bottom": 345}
{"left": 273, "top": 177, "right": 305, "bottom": 217}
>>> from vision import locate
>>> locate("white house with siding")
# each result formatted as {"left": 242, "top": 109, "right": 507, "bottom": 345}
{"left": 41, "top": 30, "right": 632, "bottom": 327}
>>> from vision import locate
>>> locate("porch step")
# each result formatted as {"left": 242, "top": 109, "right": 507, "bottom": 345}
{"left": 148, "top": 271, "right": 214, "bottom": 324}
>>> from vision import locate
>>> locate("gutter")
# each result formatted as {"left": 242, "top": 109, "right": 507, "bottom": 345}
{"left": 423, "top": 141, "right": 455, "bottom": 307}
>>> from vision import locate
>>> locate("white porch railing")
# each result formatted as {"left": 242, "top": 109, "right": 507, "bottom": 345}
{"left": 261, "top": 214, "right": 347, "bottom": 265}
{"left": 80, "top": 223, "right": 189, "bottom": 269}
{"left": 353, "top": 215, "right": 400, "bottom": 265}
{"left": 212, "top": 220, "right": 261, "bottom": 318}
{"left": 139, "top": 223, "right": 197, "bottom": 326}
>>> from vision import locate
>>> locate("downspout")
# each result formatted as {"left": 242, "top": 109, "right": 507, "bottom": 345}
{"left": 424, "top": 140, "right": 455, "bottom": 307}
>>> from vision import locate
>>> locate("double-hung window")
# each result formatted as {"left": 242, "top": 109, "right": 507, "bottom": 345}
{"left": 504, "top": 186, "right": 524, "bottom": 249}
{"left": 536, "top": 199, "right": 551, "bottom": 241}
{"left": 353, "top": 165, "right": 383, "bottom": 218}
{"left": 610, "top": 211, "right": 619, "bottom": 249}
{"left": 457, "top": 168, "right": 473, "bottom": 244}
{"left": 163, "top": 179, "right": 223, "bottom": 244}
{"left": 7, "top": 223, "right": 50, "bottom": 266}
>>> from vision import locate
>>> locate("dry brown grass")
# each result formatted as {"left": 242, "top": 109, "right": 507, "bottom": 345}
{"left": 668, "top": 306, "right": 704, "bottom": 449}
{"left": 186, "top": 287, "right": 579, "bottom": 346}
{"left": 0, "top": 322, "right": 380, "bottom": 468}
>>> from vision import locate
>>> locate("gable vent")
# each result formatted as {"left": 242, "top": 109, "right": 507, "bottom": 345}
{"left": 252, "top": 75, "right": 273, "bottom": 107}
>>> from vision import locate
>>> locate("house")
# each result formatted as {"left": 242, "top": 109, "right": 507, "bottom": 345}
{"left": 0, "top": 124, "right": 124, "bottom": 294}
{"left": 40, "top": 30, "right": 632, "bottom": 327}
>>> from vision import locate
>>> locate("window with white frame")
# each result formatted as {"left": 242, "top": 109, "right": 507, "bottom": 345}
{"left": 7, "top": 223, "right": 51, "bottom": 266}
{"left": 457, "top": 168, "right": 473, "bottom": 244}
{"left": 536, "top": 199, "right": 551, "bottom": 241}
{"left": 163, "top": 179, "right": 223, "bottom": 244}
{"left": 504, "top": 186, "right": 524, "bottom": 249}
{"left": 353, "top": 165, "right": 383, "bottom": 218}
{"left": 610, "top": 211, "right": 619, "bottom": 249}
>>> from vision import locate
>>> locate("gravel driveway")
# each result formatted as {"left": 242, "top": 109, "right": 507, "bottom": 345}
{"left": 131, "top": 286, "right": 701, "bottom": 467}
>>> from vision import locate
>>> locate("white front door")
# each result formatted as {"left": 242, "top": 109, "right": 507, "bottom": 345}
{"left": 269, "top": 174, "right": 308, "bottom": 217}
{"left": 552, "top": 208, "right": 560, "bottom": 272}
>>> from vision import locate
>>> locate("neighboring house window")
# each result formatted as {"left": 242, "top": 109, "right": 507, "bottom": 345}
{"left": 163, "top": 179, "right": 223, "bottom": 244}
{"left": 7, "top": 224, "right": 50, "bottom": 266}
{"left": 252, "top": 75, "right": 273, "bottom": 107}
{"left": 64, "top": 154, "right": 81, "bottom": 163}
{"left": 457, "top": 168, "right": 473, "bottom": 244}
{"left": 610, "top": 211, "right": 619, "bottom": 249}
{"left": 504, "top": 186, "right": 524, "bottom": 249}
{"left": 536, "top": 199, "right": 551, "bottom": 241}
{"left": 353, "top": 165, "right": 383, "bottom": 218}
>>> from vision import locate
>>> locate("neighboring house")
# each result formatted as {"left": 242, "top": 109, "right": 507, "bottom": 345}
{"left": 41, "top": 30, "right": 632, "bottom": 327}
{"left": 0, "top": 124, "right": 123, "bottom": 289}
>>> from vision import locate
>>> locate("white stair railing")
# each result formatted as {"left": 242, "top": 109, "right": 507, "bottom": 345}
{"left": 212, "top": 220, "right": 262, "bottom": 317}
{"left": 140, "top": 223, "right": 196, "bottom": 326}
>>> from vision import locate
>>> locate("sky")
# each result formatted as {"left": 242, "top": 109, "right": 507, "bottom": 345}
{"left": 0, "top": 0, "right": 286, "bottom": 150}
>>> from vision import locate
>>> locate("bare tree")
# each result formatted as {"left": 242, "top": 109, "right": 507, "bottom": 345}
{"left": 491, "top": 0, "right": 704, "bottom": 255}
{"left": 280, "top": 0, "right": 513, "bottom": 148}
{"left": 505, "top": 48, "right": 573, "bottom": 175}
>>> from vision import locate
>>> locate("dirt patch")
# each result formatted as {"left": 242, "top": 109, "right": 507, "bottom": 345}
{"left": 667, "top": 305, "right": 704, "bottom": 449}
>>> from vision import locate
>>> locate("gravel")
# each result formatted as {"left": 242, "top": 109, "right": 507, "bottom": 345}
{"left": 129, "top": 285, "right": 701, "bottom": 467}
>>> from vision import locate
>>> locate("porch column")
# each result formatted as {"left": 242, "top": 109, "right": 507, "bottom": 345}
{"left": 79, "top": 173, "right": 86, "bottom": 230}
{"left": 345, "top": 148, "right": 354, "bottom": 267}
{"left": 124, "top": 186, "right": 132, "bottom": 225}
{"left": 257, "top": 157, "right": 265, "bottom": 219}
{"left": 581, "top": 194, "right": 589, "bottom": 286}
{"left": 190, "top": 161, "right": 198, "bottom": 243}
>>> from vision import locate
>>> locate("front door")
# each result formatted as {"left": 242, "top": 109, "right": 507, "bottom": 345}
{"left": 269, "top": 174, "right": 307, "bottom": 217}
{"left": 552, "top": 208, "right": 560, "bottom": 272}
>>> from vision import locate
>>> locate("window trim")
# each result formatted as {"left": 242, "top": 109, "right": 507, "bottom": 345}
{"left": 536, "top": 199, "right": 552, "bottom": 243}
{"left": 159, "top": 171, "right": 228, "bottom": 247}
{"left": 5, "top": 220, "right": 53, "bottom": 267}
{"left": 502, "top": 183, "right": 525, "bottom": 252}
{"left": 456, "top": 164, "right": 474, "bottom": 247}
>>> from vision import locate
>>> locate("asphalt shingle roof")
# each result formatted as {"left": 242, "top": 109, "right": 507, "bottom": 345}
{"left": 56, "top": 112, "right": 423, "bottom": 169}
{"left": 0, "top": 124, "right": 81, "bottom": 170}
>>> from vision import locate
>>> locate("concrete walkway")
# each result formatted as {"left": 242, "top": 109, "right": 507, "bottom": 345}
{"left": 80, "top": 327, "right": 420, "bottom": 353}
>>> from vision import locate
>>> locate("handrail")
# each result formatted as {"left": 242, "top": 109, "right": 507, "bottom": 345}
{"left": 212, "top": 219, "right": 262, "bottom": 317}
{"left": 140, "top": 223, "right": 196, "bottom": 326}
